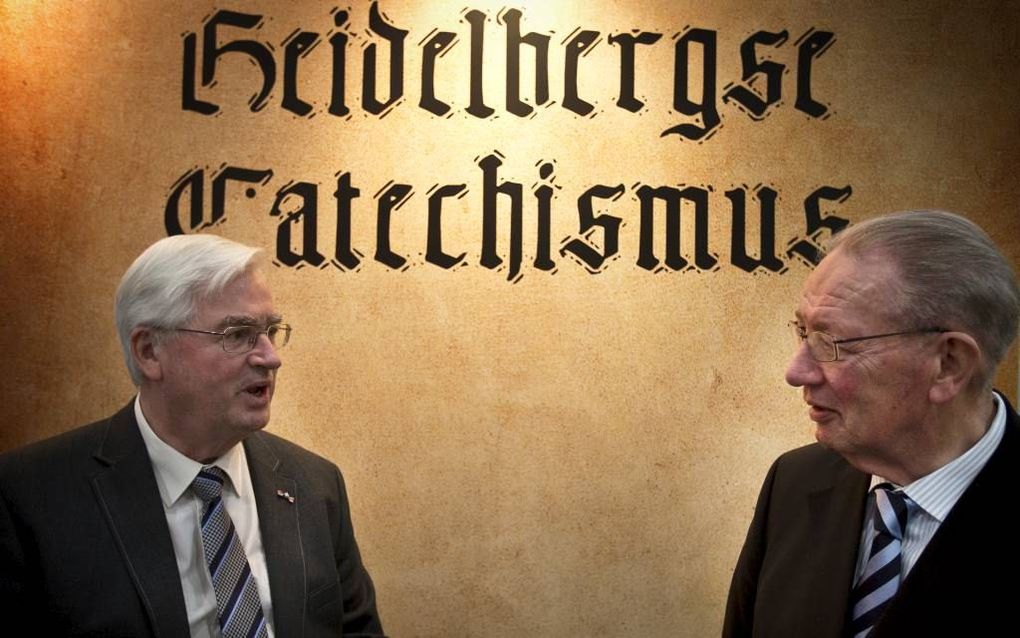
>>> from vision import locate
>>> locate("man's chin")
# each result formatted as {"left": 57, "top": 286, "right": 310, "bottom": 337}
{"left": 233, "top": 408, "right": 272, "bottom": 434}
{"left": 813, "top": 420, "right": 845, "bottom": 450}
{"left": 251, "top": 411, "right": 271, "bottom": 431}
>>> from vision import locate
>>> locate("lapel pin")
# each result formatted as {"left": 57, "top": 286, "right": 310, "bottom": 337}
{"left": 276, "top": 489, "right": 295, "bottom": 503}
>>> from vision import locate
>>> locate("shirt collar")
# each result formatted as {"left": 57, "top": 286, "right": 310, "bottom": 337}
{"left": 871, "top": 391, "right": 1006, "bottom": 522}
{"left": 134, "top": 395, "right": 249, "bottom": 507}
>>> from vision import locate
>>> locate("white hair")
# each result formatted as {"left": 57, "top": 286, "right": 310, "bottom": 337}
{"left": 115, "top": 234, "right": 263, "bottom": 385}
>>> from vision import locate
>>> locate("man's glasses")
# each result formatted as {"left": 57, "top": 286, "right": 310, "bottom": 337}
{"left": 175, "top": 323, "right": 292, "bottom": 354}
{"left": 790, "top": 321, "right": 946, "bottom": 362}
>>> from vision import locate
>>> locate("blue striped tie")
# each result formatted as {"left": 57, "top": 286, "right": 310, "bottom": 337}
{"left": 191, "top": 466, "right": 270, "bottom": 638}
{"left": 848, "top": 484, "right": 913, "bottom": 638}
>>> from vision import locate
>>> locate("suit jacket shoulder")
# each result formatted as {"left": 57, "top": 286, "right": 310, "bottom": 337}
{"left": 0, "top": 403, "right": 189, "bottom": 636}
{"left": 723, "top": 442, "right": 869, "bottom": 638}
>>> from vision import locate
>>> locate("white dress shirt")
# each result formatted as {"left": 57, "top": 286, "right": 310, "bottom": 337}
{"left": 853, "top": 392, "right": 1006, "bottom": 582}
{"left": 135, "top": 397, "right": 276, "bottom": 638}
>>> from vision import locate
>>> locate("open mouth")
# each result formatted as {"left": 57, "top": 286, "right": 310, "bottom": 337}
{"left": 245, "top": 382, "right": 271, "bottom": 398}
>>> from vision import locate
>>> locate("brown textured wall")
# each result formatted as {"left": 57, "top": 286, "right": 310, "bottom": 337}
{"left": 1, "top": 1, "right": 1018, "bottom": 636}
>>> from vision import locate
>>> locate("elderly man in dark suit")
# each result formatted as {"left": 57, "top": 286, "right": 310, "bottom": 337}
{"left": 724, "top": 210, "right": 1020, "bottom": 637}
{"left": 0, "top": 234, "right": 384, "bottom": 637}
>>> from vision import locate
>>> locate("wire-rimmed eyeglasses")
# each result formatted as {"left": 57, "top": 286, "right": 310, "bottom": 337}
{"left": 174, "top": 323, "right": 292, "bottom": 354}
{"left": 790, "top": 321, "right": 946, "bottom": 362}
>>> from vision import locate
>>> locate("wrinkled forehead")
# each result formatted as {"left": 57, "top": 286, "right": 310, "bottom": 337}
{"left": 796, "top": 249, "right": 903, "bottom": 330}
{"left": 192, "top": 269, "right": 281, "bottom": 328}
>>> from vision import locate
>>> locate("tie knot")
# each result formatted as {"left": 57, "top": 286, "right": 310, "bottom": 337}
{"left": 873, "top": 483, "right": 912, "bottom": 541}
{"left": 191, "top": 466, "right": 227, "bottom": 503}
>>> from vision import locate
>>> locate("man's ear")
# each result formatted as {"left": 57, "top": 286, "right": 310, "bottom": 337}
{"left": 130, "top": 327, "right": 164, "bottom": 382}
{"left": 928, "top": 332, "right": 983, "bottom": 404}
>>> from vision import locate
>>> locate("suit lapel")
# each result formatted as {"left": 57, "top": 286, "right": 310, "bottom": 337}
{"left": 805, "top": 462, "right": 869, "bottom": 636}
{"left": 89, "top": 403, "right": 191, "bottom": 638}
{"left": 246, "top": 433, "right": 306, "bottom": 637}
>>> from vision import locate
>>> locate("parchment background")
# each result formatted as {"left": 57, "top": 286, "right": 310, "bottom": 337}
{"left": 1, "top": 1, "right": 1018, "bottom": 636}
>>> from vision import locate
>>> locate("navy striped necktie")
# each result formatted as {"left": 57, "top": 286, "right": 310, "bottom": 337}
{"left": 848, "top": 484, "right": 914, "bottom": 638}
{"left": 191, "top": 466, "right": 270, "bottom": 638}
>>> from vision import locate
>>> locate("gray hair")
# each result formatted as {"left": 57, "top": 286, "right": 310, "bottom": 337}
{"left": 827, "top": 210, "right": 1019, "bottom": 387}
{"left": 115, "top": 234, "right": 263, "bottom": 385}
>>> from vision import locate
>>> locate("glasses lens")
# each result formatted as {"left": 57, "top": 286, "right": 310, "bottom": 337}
{"left": 806, "top": 332, "right": 837, "bottom": 362}
{"left": 267, "top": 324, "right": 291, "bottom": 349}
{"left": 222, "top": 326, "right": 256, "bottom": 353}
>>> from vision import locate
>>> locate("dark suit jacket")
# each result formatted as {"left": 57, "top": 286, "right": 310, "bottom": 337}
{"left": 723, "top": 394, "right": 1020, "bottom": 637}
{"left": 0, "top": 402, "right": 384, "bottom": 637}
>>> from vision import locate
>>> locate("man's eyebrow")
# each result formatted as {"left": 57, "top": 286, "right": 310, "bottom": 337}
{"left": 793, "top": 312, "right": 834, "bottom": 333}
{"left": 216, "top": 314, "right": 283, "bottom": 328}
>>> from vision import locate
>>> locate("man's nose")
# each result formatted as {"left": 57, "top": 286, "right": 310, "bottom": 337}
{"left": 785, "top": 342, "right": 822, "bottom": 387}
{"left": 249, "top": 332, "right": 282, "bottom": 369}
